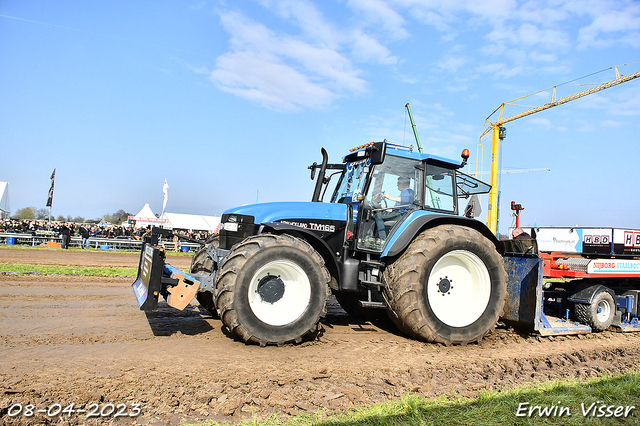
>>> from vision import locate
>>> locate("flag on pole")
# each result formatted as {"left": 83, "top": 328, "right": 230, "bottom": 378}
{"left": 161, "top": 179, "right": 168, "bottom": 216}
{"left": 46, "top": 168, "right": 56, "bottom": 207}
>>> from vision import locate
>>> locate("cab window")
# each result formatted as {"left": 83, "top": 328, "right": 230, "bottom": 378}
{"left": 425, "top": 164, "right": 456, "bottom": 213}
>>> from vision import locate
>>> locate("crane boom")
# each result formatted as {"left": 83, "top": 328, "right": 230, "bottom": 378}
{"left": 405, "top": 103, "right": 423, "bottom": 153}
{"left": 481, "top": 65, "right": 640, "bottom": 235}
{"left": 481, "top": 68, "right": 640, "bottom": 138}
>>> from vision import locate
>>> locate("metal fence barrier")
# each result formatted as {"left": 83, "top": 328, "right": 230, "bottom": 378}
{"left": 0, "top": 232, "right": 200, "bottom": 252}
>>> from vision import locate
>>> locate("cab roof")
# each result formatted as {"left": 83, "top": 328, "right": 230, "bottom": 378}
{"left": 345, "top": 141, "right": 462, "bottom": 169}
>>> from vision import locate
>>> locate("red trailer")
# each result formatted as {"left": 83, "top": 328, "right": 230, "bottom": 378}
{"left": 512, "top": 226, "right": 640, "bottom": 334}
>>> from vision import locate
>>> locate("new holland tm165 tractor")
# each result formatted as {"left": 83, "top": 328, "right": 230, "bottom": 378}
{"left": 133, "top": 141, "right": 506, "bottom": 346}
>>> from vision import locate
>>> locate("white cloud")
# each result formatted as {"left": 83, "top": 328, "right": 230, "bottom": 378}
{"left": 528, "top": 117, "right": 553, "bottom": 128}
{"left": 456, "top": 123, "right": 477, "bottom": 133}
{"left": 350, "top": 31, "right": 399, "bottom": 65}
{"left": 205, "top": 0, "right": 640, "bottom": 110}
{"left": 437, "top": 55, "right": 467, "bottom": 72}
{"left": 391, "top": 0, "right": 639, "bottom": 80}
{"left": 211, "top": 50, "right": 338, "bottom": 110}
{"left": 486, "top": 24, "right": 570, "bottom": 50}
{"left": 587, "top": 85, "right": 640, "bottom": 117}
{"left": 208, "top": 10, "right": 366, "bottom": 111}
{"left": 258, "top": 0, "right": 342, "bottom": 48}
{"left": 347, "top": 0, "right": 409, "bottom": 40}
{"left": 573, "top": 119, "right": 595, "bottom": 132}
{"left": 446, "top": 82, "right": 469, "bottom": 93}
{"left": 419, "top": 139, "right": 462, "bottom": 158}
{"left": 477, "top": 63, "right": 526, "bottom": 79}
{"left": 392, "top": 0, "right": 518, "bottom": 29}
{"left": 528, "top": 52, "right": 557, "bottom": 63}
{"left": 576, "top": 3, "right": 640, "bottom": 49}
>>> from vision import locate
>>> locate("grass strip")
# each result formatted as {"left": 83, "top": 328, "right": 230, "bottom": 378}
{"left": 199, "top": 371, "right": 639, "bottom": 426}
{"left": 0, "top": 262, "right": 137, "bottom": 277}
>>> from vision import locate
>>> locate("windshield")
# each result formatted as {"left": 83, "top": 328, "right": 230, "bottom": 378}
{"left": 331, "top": 158, "right": 371, "bottom": 203}
{"left": 364, "top": 156, "right": 420, "bottom": 211}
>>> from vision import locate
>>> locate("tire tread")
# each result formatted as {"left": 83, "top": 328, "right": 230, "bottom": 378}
{"left": 215, "top": 234, "right": 330, "bottom": 345}
{"left": 383, "top": 224, "right": 506, "bottom": 345}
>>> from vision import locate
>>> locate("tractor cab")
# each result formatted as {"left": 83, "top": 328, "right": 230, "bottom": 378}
{"left": 322, "top": 141, "right": 490, "bottom": 252}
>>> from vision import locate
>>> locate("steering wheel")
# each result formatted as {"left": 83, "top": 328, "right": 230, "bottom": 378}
{"left": 371, "top": 192, "right": 388, "bottom": 209}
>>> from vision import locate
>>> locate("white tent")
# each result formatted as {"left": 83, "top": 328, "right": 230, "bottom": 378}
{"left": 162, "top": 212, "right": 220, "bottom": 233}
{"left": 128, "top": 204, "right": 220, "bottom": 233}
{"left": 0, "top": 182, "right": 9, "bottom": 219}
{"left": 127, "top": 203, "right": 168, "bottom": 228}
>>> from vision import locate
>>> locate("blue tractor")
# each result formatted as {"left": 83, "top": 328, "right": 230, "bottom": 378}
{"left": 134, "top": 141, "right": 506, "bottom": 346}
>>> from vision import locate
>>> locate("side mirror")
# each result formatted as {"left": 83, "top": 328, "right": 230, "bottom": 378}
{"left": 309, "top": 162, "right": 318, "bottom": 180}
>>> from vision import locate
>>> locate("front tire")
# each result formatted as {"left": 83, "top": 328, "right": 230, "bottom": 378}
{"left": 190, "top": 235, "right": 219, "bottom": 317}
{"left": 215, "top": 234, "right": 330, "bottom": 346}
{"left": 383, "top": 224, "right": 507, "bottom": 345}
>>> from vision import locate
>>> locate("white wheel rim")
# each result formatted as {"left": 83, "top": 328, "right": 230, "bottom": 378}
{"left": 248, "top": 260, "right": 311, "bottom": 326}
{"left": 427, "top": 250, "right": 491, "bottom": 327}
{"left": 596, "top": 299, "right": 611, "bottom": 323}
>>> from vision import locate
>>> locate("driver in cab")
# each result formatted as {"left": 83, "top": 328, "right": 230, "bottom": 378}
{"left": 384, "top": 177, "right": 414, "bottom": 214}
{"left": 374, "top": 177, "right": 415, "bottom": 240}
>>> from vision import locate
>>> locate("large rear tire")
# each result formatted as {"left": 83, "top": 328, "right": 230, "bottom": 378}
{"left": 383, "top": 224, "right": 507, "bottom": 345}
{"left": 575, "top": 290, "right": 615, "bottom": 332}
{"left": 215, "top": 234, "right": 330, "bottom": 346}
{"left": 190, "top": 235, "right": 219, "bottom": 317}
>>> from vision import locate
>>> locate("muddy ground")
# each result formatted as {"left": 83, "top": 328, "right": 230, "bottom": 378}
{"left": 1, "top": 246, "right": 639, "bottom": 425}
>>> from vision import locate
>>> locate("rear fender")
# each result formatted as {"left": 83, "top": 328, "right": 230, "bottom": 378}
{"left": 568, "top": 284, "right": 616, "bottom": 305}
{"left": 382, "top": 212, "right": 502, "bottom": 258}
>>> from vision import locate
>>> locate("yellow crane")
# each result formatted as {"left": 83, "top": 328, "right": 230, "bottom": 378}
{"left": 480, "top": 64, "right": 640, "bottom": 235}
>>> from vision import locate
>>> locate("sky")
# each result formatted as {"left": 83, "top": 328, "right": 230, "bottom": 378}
{"left": 1, "top": 0, "right": 639, "bottom": 234}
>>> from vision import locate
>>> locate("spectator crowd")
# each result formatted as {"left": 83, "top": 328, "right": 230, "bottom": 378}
{"left": 1, "top": 219, "right": 216, "bottom": 248}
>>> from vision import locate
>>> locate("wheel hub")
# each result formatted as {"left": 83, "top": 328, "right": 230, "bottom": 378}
{"left": 438, "top": 277, "right": 452, "bottom": 294}
{"left": 596, "top": 299, "right": 611, "bottom": 322}
{"left": 256, "top": 274, "right": 285, "bottom": 304}
{"left": 248, "top": 259, "right": 313, "bottom": 326}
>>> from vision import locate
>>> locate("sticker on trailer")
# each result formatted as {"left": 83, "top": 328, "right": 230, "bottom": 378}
{"left": 588, "top": 259, "right": 640, "bottom": 274}
{"left": 534, "top": 228, "right": 582, "bottom": 253}
{"left": 582, "top": 228, "right": 613, "bottom": 255}
{"left": 614, "top": 229, "right": 640, "bottom": 256}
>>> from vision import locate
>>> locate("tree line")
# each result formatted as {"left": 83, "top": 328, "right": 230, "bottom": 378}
{"left": 11, "top": 207, "right": 132, "bottom": 225}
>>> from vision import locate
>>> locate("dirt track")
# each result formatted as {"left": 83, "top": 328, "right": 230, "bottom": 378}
{"left": 1, "top": 247, "right": 640, "bottom": 425}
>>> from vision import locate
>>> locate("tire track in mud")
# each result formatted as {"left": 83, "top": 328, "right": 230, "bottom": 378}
{"left": 1, "top": 249, "right": 640, "bottom": 424}
{"left": 2, "top": 334, "right": 639, "bottom": 425}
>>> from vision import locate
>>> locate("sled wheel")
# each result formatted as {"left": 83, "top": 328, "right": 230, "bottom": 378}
{"left": 575, "top": 290, "right": 615, "bottom": 332}
{"left": 383, "top": 224, "right": 507, "bottom": 345}
{"left": 215, "top": 234, "right": 330, "bottom": 346}
{"left": 190, "top": 235, "right": 219, "bottom": 316}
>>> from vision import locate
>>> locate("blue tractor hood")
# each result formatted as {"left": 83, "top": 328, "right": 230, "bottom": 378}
{"left": 223, "top": 201, "right": 348, "bottom": 225}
